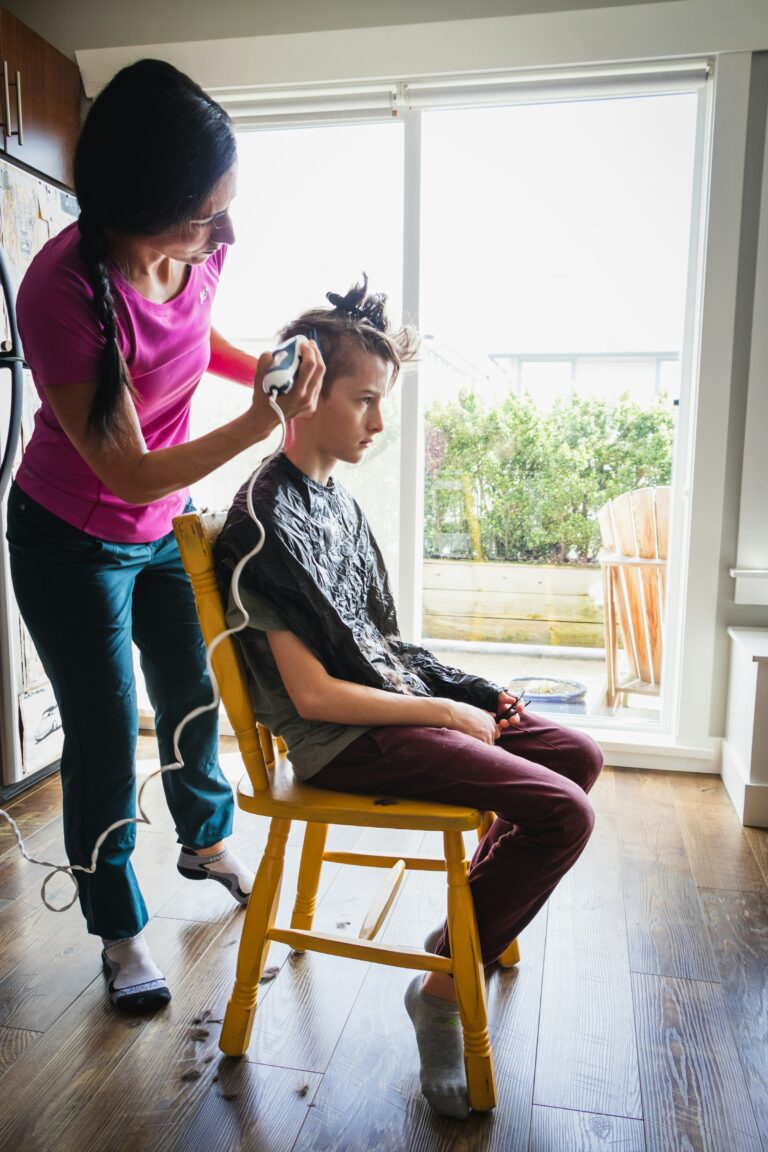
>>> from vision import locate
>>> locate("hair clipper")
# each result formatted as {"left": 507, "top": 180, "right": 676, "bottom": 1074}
{"left": 262, "top": 328, "right": 317, "bottom": 396}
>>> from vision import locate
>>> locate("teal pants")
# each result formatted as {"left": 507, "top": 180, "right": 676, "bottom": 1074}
{"left": 6, "top": 482, "right": 234, "bottom": 939}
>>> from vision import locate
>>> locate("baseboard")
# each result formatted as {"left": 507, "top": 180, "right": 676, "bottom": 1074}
{"left": 722, "top": 740, "right": 768, "bottom": 828}
{"left": 587, "top": 729, "right": 719, "bottom": 774}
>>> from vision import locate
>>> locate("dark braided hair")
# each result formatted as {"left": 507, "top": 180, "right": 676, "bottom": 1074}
{"left": 73, "top": 59, "right": 237, "bottom": 439}
{"left": 278, "top": 273, "right": 419, "bottom": 393}
{"left": 76, "top": 211, "right": 132, "bottom": 436}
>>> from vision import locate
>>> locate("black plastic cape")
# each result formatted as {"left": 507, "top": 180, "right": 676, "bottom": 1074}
{"left": 214, "top": 454, "right": 503, "bottom": 712}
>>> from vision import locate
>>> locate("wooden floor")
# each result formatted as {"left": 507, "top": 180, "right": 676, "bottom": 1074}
{"left": 0, "top": 749, "right": 767, "bottom": 1152}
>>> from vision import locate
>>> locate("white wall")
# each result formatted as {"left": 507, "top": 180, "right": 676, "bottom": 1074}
{"left": 75, "top": 2, "right": 768, "bottom": 97}
{"left": 715, "top": 56, "right": 768, "bottom": 685}
{"left": 731, "top": 55, "right": 768, "bottom": 602}
{"left": 5, "top": 0, "right": 678, "bottom": 61}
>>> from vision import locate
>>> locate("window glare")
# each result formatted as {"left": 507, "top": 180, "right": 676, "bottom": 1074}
{"left": 198, "top": 120, "right": 405, "bottom": 574}
{"left": 420, "top": 94, "right": 698, "bottom": 358}
{"left": 214, "top": 121, "right": 405, "bottom": 339}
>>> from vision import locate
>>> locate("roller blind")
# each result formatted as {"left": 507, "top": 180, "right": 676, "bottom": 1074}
{"left": 211, "top": 59, "right": 711, "bottom": 129}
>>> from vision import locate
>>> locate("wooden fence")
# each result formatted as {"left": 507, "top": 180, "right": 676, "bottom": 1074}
{"left": 422, "top": 560, "right": 604, "bottom": 647}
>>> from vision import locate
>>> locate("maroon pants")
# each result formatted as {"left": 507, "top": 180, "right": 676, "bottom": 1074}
{"left": 313, "top": 710, "right": 603, "bottom": 963}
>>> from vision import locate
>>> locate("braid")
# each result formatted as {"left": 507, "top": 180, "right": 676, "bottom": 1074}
{"left": 77, "top": 210, "right": 133, "bottom": 439}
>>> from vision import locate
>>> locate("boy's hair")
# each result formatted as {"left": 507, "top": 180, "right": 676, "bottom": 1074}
{"left": 277, "top": 274, "right": 419, "bottom": 393}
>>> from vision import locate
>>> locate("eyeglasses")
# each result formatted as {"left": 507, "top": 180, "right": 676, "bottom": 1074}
{"left": 187, "top": 208, "right": 231, "bottom": 231}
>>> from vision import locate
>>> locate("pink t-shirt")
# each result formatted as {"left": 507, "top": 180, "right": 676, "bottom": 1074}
{"left": 15, "top": 222, "right": 227, "bottom": 543}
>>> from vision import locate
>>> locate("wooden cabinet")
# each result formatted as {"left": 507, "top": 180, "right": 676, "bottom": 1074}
{"left": 0, "top": 7, "right": 81, "bottom": 189}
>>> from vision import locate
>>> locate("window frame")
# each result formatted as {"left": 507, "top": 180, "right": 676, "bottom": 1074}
{"left": 219, "top": 55, "right": 737, "bottom": 764}
{"left": 394, "top": 75, "right": 712, "bottom": 745}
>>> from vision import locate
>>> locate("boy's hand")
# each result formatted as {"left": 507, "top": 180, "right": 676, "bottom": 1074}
{"left": 446, "top": 701, "right": 500, "bottom": 745}
{"left": 495, "top": 690, "right": 525, "bottom": 729}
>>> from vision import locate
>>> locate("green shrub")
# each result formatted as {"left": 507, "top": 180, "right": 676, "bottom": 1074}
{"left": 424, "top": 390, "right": 674, "bottom": 563}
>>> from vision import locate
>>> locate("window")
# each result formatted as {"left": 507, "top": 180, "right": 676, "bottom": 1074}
{"left": 192, "top": 63, "right": 707, "bottom": 729}
{"left": 191, "top": 120, "right": 404, "bottom": 582}
{"left": 417, "top": 93, "right": 698, "bottom": 722}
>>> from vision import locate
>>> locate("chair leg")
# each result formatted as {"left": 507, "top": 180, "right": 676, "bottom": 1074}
{"left": 497, "top": 938, "right": 520, "bottom": 967}
{"left": 257, "top": 723, "right": 275, "bottom": 768}
{"left": 220, "top": 816, "right": 291, "bottom": 1057}
{"left": 444, "top": 830, "right": 497, "bottom": 1112}
{"left": 290, "top": 822, "right": 328, "bottom": 939}
{"left": 477, "top": 811, "right": 495, "bottom": 840}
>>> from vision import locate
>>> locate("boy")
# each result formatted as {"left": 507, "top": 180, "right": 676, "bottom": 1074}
{"left": 215, "top": 279, "right": 602, "bottom": 1119}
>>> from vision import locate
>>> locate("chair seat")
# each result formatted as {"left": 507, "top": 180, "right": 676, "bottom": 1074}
{"left": 236, "top": 750, "right": 482, "bottom": 831}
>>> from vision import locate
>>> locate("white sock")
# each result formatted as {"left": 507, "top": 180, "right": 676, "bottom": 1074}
{"left": 101, "top": 932, "right": 171, "bottom": 1012}
{"left": 177, "top": 845, "right": 254, "bottom": 906}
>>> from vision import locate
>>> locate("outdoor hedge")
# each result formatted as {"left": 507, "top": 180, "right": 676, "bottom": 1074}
{"left": 424, "top": 389, "right": 674, "bottom": 564}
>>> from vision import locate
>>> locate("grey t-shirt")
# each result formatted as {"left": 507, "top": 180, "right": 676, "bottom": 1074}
{"left": 226, "top": 586, "right": 370, "bottom": 782}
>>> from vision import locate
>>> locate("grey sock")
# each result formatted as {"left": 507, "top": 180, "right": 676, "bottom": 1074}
{"left": 426, "top": 924, "right": 502, "bottom": 969}
{"left": 404, "top": 974, "right": 469, "bottom": 1120}
{"left": 424, "top": 924, "right": 444, "bottom": 954}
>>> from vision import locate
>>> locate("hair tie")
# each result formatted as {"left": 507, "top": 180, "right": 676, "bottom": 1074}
{"left": 325, "top": 273, "right": 390, "bottom": 334}
{"left": 325, "top": 290, "right": 362, "bottom": 317}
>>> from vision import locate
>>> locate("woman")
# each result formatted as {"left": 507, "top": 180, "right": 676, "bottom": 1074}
{"left": 5, "top": 59, "right": 324, "bottom": 1014}
{"left": 215, "top": 279, "right": 603, "bottom": 1120}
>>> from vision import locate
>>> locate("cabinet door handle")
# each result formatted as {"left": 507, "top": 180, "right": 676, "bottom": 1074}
{"left": 13, "top": 69, "right": 22, "bottom": 145}
{"left": 2, "top": 61, "right": 23, "bottom": 146}
{"left": 1, "top": 60, "right": 9, "bottom": 145}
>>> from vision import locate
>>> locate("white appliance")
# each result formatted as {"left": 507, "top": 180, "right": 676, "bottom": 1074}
{"left": 0, "top": 156, "right": 78, "bottom": 800}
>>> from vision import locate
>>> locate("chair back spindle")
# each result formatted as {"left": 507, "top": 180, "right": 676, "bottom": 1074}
{"left": 173, "top": 512, "right": 271, "bottom": 791}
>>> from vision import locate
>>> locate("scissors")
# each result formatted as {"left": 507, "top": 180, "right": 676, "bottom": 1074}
{"left": 495, "top": 694, "right": 527, "bottom": 723}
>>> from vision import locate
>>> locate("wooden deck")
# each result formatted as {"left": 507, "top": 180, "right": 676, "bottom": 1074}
{"left": 0, "top": 746, "right": 766, "bottom": 1152}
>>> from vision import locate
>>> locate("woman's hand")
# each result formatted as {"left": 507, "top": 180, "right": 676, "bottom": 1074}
{"left": 251, "top": 337, "right": 325, "bottom": 424}
{"left": 445, "top": 700, "right": 500, "bottom": 745}
{"left": 42, "top": 339, "right": 325, "bottom": 508}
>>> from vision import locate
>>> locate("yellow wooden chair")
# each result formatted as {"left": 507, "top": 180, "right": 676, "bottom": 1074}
{"left": 173, "top": 510, "right": 520, "bottom": 1113}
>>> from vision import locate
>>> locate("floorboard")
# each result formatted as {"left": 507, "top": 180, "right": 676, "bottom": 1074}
{"left": 700, "top": 885, "right": 768, "bottom": 1147}
{"left": 632, "top": 971, "right": 762, "bottom": 1151}
{"left": 0, "top": 775, "right": 63, "bottom": 864}
{"left": 744, "top": 826, "right": 768, "bottom": 889}
{"left": 0, "top": 814, "right": 65, "bottom": 902}
{"left": 535, "top": 770, "right": 642, "bottom": 1118}
{"left": 0, "top": 754, "right": 766, "bottom": 1152}
{"left": 615, "top": 769, "right": 719, "bottom": 981}
{"left": 669, "top": 774, "right": 765, "bottom": 892}
{"left": 172, "top": 1061, "right": 323, "bottom": 1152}
{"left": 528, "top": 1105, "right": 646, "bottom": 1151}
{"left": 0, "top": 916, "right": 219, "bottom": 1152}
{"left": 0, "top": 1023, "right": 40, "bottom": 1080}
